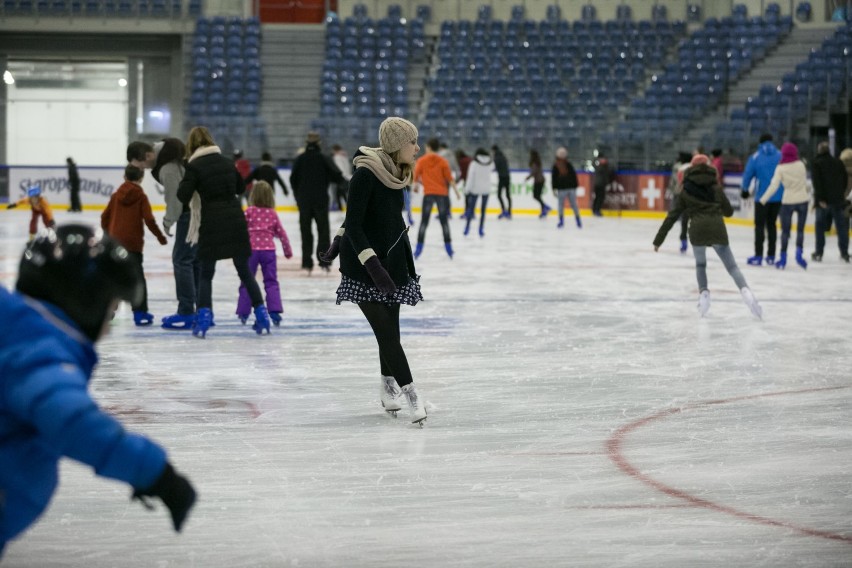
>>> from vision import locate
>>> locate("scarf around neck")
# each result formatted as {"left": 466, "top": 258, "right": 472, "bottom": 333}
{"left": 353, "top": 146, "right": 411, "bottom": 189}
{"left": 185, "top": 145, "right": 221, "bottom": 245}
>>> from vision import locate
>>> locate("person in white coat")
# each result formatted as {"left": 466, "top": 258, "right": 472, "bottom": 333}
{"left": 463, "top": 148, "right": 494, "bottom": 237}
{"left": 759, "top": 142, "right": 810, "bottom": 270}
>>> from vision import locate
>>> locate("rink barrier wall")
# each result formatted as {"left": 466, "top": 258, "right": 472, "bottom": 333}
{"left": 0, "top": 165, "right": 824, "bottom": 231}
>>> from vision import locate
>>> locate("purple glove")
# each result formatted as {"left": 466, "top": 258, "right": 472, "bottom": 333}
{"left": 320, "top": 235, "right": 341, "bottom": 263}
{"left": 364, "top": 256, "right": 397, "bottom": 295}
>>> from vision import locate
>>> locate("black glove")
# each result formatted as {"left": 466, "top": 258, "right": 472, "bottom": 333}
{"left": 364, "top": 255, "right": 397, "bottom": 295}
{"left": 319, "top": 235, "right": 341, "bottom": 263}
{"left": 740, "top": 190, "right": 750, "bottom": 200}
{"left": 133, "top": 463, "right": 196, "bottom": 532}
{"left": 6, "top": 203, "right": 17, "bottom": 209}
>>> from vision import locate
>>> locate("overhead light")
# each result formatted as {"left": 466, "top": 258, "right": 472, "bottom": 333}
{"left": 3, "top": 70, "right": 13, "bottom": 85}
{"left": 118, "top": 77, "right": 127, "bottom": 87}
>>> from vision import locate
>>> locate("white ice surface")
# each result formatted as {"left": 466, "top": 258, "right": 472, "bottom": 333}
{"left": 1, "top": 208, "right": 851, "bottom": 567}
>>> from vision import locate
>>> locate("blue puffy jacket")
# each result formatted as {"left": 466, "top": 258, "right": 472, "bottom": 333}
{"left": 0, "top": 287, "right": 167, "bottom": 548}
{"left": 742, "top": 141, "right": 783, "bottom": 202}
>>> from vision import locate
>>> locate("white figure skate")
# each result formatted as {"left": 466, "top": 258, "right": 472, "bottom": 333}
{"left": 697, "top": 290, "right": 710, "bottom": 317}
{"left": 740, "top": 287, "right": 763, "bottom": 320}
{"left": 401, "top": 383, "right": 427, "bottom": 427}
{"left": 381, "top": 375, "right": 402, "bottom": 417}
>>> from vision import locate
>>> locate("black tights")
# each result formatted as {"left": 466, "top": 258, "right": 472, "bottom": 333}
{"left": 358, "top": 302, "right": 413, "bottom": 386}
{"left": 198, "top": 256, "right": 263, "bottom": 309}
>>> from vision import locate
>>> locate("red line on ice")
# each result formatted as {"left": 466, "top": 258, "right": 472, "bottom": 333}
{"left": 605, "top": 385, "right": 852, "bottom": 544}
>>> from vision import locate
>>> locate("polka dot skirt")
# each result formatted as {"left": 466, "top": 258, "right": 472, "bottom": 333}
{"left": 336, "top": 274, "right": 423, "bottom": 306}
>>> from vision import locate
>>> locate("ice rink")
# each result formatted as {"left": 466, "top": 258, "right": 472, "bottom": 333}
{"left": 1, "top": 206, "right": 851, "bottom": 567}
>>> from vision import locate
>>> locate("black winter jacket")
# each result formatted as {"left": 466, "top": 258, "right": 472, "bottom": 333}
{"left": 493, "top": 150, "right": 510, "bottom": 179}
{"left": 338, "top": 166, "right": 416, "bottom": 286}
{"left": 290, "top": 144, "right": 343, "bottom": 207}
{"left": 248, "top": 162, "right": 289, "bottom": 197}
{"left": 551, "top": 159, "right": 579, "bottom": 190}
{"left": 812, "top": 152, "right": 849, "bottom": 206}
{"left": 177, "top": 149, "right": 251, "bottom": 261}
{"left": 654, "top": 164, "right": 733, "bottom": 247}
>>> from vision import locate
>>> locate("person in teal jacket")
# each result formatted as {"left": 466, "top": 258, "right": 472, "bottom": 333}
{"left": 0, "top": 224, "right": 195, "bottom": 556}
{"left": 741, "top": 133, "right": 784, "bottom": 265}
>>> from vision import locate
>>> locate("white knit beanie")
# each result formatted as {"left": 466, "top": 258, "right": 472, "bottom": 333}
{"left": 379, "top": 117, "right": 418, "bottom": 154}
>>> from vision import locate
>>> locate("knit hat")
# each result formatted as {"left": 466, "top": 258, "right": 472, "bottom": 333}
{"left": 780, "top": 142, "right": 799, "bottom": 164}
{"left": 378, "top": 117, "right": 418, "bottom": 154}
{"left": 305, "top": 132, "right": 321, "bottom": 145}
{"left": 690, "top": 154, "right": 710, "bottom": 166}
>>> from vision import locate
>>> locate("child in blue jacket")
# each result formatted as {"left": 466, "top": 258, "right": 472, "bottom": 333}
{"left": 0, "top": 224, "right": 196, "bottom": 556}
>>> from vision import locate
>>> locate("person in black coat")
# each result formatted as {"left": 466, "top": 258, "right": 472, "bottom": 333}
{"left": 811, "top": 141, "right": 850, "bottom": 262}
{"left": 290, "top": 132, "right": 343, "bottom": 273}
{"left": 177, "top": 126, "right": 270, "bottom": 337}
{"left": 592, "top": 155, "right": 614, "bottom": 217}
{"left": 66, "top": 157, "right": 82, "bottom": 212}
{"left": 492, "top": 145, "right": 512, "bottom": 218}
{"left": 321, "top": 117, "right": 427, "bottom": 425}
{"left": 247, "top": 152, "right": 289, "bottom": 200}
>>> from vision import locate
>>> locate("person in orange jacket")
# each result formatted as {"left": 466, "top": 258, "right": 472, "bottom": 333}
{"left": 5, "top": 185, "right": 56, "bottom": 240}
{"left": 412, "top": 137, "right": 460, "bottom": 258}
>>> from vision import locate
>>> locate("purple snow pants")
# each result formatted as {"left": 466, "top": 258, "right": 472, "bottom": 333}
{"left": 237, "top": 250, "right": 283, "bottom": 316}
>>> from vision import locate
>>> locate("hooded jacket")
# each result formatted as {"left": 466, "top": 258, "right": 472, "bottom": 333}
{"left": 653, "top": 163, "right": 734, "bottom": 247}
{"left": 761, "top": 144, "right": 809, "bottom": 205}
{"left": 464, "top": 154, "right": 494, "bottom": 196}
{"left": 742, "top": 141, "right": 783, "bottom": 202}
{"left": 101, "top": 181, "right": 166, "bottom": 253}
{"left": 0, "top": 288, "right": 167, "bottom": 546}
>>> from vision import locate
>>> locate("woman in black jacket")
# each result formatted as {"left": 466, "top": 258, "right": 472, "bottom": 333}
{"left": 177, "top": 126, "right": 270, "bottom": 337}
{"left": 653, "top": 154, "right": 762, "bottom": 319}
{"left": 551, "top": 147, "right": 581, "bottom": 229}
{"left": 322, "top": 117, "right": 427, "bottom": 426}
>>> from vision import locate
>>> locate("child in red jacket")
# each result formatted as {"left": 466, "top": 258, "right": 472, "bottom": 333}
{"left": 101, "top": 165, "right": 168, "bottom": 326}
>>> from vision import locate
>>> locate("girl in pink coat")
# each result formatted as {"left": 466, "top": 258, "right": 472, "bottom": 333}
{"left": 236, "top": 181, "right": 293, "bottom": 325}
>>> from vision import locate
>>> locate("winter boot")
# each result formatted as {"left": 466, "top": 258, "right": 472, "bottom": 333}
{"left": 380, "top": 375, "right": 402, "bottom": 415}
{"left": 161, "top": 313, "right": 195, "bottom": 330}
{"left": 795, "top": 247, "right": 807, "bottom": 269}
{"left": 414, "top": 242, "right": 424, "bottom": 259}
{"left": 765, "top": 256, "right": 775, "bottom": 265}
{"left": 775, "top": 252, "right": 787, "bottom": 269}
{"left": 133, "top": 311, "right": 154, "bottom": 326}
{"left": 697, "top": 290, "right": 711, "bottom": 317}
{"left": 680, "top": 239, "right": 688, "bottom": 254}
{"left": 252, "top": 305, "right": 271, "bottom": 335}
{"left": 401, "top": 383, "right": 427, "bottom": 426}
{"left": 740, "top": 287, "right": 763, "bottom": 320}
{"left": 445, "top": 242, "right": 454, "bottom": 259}
{"left": 270, "top": 312, "right": 282, "bottom": 326}
{"left": 192, "top": 308, "right": 213, "bottom": 338}
{"left": 746, "top": 255, "right": 762, "bottom": 266}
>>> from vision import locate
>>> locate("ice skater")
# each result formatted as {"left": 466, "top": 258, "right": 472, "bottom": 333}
{"left": 759, "top": 142, "right": 810, "bottom": 270}
{"left": 100, "top": 165, "right": 169, "bottom": 326}
{"left": 5, "top": 185, "right": 56, "bottom": 240}
{"left": 526, "top": 149, "right": 550, "bottom": 218}
{"left": 653, "top": 155, "right": 762, "bottom": 319}
{"left": 412, "top": 137, "right": 459, "bottom": 259}
{"left": 236, "top": 181, "right": 293, "bottom": 326}
{"left": 0, "top": 225, "right": 195, "bottom": 557}
{"left": 177, "top": 126, "right": 271, "bottom": 337}
{"left": 463, "top": 147, "right": 494, "bottom": 237}
{"left": 321, "top": 117, "right": 428, "bottom": 425}
{"left": 551, "top": 147, "right": 582, "bottom": 229}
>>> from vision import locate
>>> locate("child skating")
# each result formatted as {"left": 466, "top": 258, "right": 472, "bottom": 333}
{"left": 5, "top": 185, "right": 56, "bottom": 240}
{"left": 653, "top": 155, "right": 762, "bottom": 319}
{"left": 236, "top": 181, "right": 293, "bottom": 326}
{"left": 101, "top": 165, "right": 169, "bottom": 326}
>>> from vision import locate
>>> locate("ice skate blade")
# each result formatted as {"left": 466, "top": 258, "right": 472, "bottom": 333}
{"left": 413, "top": 417, "right": 427, "bottom": 428}
{"left": 385, "top": 409, "right": 398, "bottom": 418}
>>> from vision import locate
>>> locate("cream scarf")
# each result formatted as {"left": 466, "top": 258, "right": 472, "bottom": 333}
{"left": 185, "top": 145, "right": 221, "bottom": 245}
{"left": 353, "top": 146, "right": 411, "bottom": 189}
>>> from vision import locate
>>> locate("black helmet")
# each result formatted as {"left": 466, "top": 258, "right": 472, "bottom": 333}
{"left": 16, "top": 224, "right": 142, "bottom": 341}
